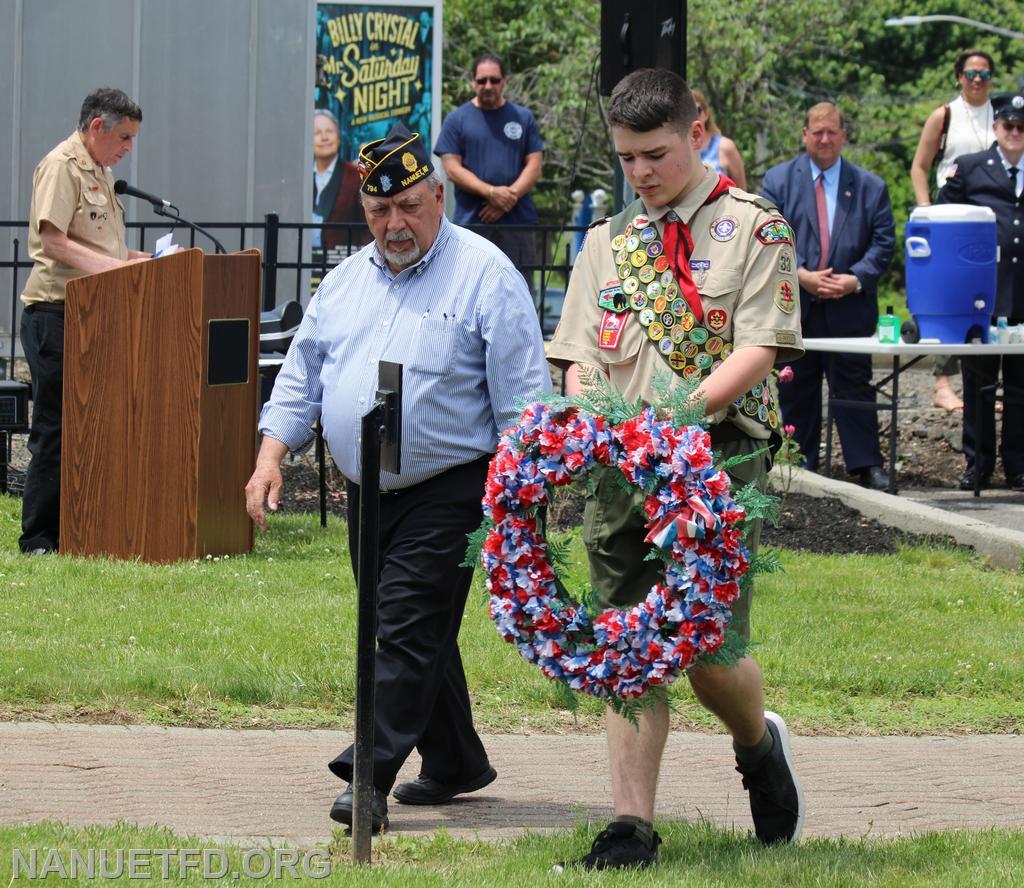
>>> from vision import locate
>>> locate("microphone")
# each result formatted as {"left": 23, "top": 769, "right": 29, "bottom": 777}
{"left": 113, "top": 179, "right": 174, "bottom": 209}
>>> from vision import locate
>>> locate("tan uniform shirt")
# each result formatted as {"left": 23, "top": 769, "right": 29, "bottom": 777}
{"left": 20, "top": 130, "right": 128, "bottom": 306}
{"left": 547, "top": 166, "right": 804, "bottom": 438}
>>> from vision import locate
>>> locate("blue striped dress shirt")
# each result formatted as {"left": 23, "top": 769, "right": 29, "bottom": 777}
{"left": 259, "top": 216, "right": 551, "bottom": 489}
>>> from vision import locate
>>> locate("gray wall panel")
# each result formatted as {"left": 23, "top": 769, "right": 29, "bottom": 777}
{"left": 0, "top": 0, "right": 17, "bottom": 225}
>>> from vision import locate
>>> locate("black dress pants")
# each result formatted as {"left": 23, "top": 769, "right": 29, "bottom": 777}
{"left": 961, "top": 350, "right": 1024, "bottom": 478}
{"left": 19, "top": 306, "right": 64, "bottom": 553}
{"left": 328, "top": 456, "right": 492, "bottom": 793}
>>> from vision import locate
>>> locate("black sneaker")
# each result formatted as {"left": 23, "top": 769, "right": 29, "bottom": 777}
{"left": 736, "top": 711, "right": 804, "bottom": 844}
{"left": 552, "top": 821, "right": 661, "bottom": 871}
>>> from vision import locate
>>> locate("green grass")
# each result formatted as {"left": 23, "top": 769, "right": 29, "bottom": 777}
{"left": 2, "top": 821, "right": 1023, "bottom": 886}
{"left": 2, "top": 495, "right": 1021, "bottom": 734}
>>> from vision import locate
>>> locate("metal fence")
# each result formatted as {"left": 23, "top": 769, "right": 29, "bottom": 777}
{"left": 1, "top": 216, "right": 587, "bottom": 374}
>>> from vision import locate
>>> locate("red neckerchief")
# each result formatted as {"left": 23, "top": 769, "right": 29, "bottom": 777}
{"left": 660, "top": 174, "right": 735, "bottom": 323}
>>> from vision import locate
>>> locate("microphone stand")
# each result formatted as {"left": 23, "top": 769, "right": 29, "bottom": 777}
{"left": 150, "top": 203, "right": 227, "bottom": 255}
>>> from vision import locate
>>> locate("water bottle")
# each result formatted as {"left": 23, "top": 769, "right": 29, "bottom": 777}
{"left": 877, "top": 305, "right": 899, "bottom": 344}
{"left": 996, "top": 316, "right": 1010, "bottom": 345}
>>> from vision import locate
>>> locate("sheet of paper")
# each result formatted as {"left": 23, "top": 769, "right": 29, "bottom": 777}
{"left": 153, "top": 233, "right": 180, "bottom": 258}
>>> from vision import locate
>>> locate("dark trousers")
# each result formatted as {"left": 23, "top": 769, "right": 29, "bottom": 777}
{"left": 19, "top": 306, "right": 64, "bottom": 552}
{"left": 961, "top": 351, "right": 1024, "bottom": 478}
{"left": 328, "top": 456, "right": 492, "bottom": 793}
{"left": 480, "top": 228, "right": 536, "bottom": 293}
{"left": 778, "top": 347, "right": 882, "bottom": 474}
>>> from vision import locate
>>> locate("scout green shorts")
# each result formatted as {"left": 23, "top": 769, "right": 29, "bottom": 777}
{"left": 581, "top": 434, "right": 768, "bottom": 641}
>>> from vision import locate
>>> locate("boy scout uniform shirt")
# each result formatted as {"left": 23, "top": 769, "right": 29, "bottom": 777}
{"left": 20, "top": 130, "right": 128, "bottom": 306}
{"left": 547, "top": 165, "right": 804, "bottom": 439}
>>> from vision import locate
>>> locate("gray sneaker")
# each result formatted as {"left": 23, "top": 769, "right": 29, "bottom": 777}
{"left": 736, "top": 710, "right": 805, "bottom": 844}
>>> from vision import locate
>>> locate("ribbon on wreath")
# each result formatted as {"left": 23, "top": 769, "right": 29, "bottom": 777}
{"left": 645, "top": 494, "right": 722, "bottom": 548}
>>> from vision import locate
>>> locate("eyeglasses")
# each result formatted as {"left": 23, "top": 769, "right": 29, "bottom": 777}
{"left": 1000, "top": 120, "right": 1024, "bottom": 133}
{"left": 963, "top": 69, "right": 992, "bottom": 81}
{"left": 475, "top": 76, "right": 502, "bottom": 85}
{"left": 696, "top": 105, "right": 707, "bottom": 114}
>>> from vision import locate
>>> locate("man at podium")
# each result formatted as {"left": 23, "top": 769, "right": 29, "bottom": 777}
{"left": 18, "top": 88, "right": 150, "bottom": 555}
{"left": 246, "top": 121, "right": 550, "bottom": 830}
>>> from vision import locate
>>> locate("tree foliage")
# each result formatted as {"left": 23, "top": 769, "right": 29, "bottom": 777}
{"left": 440, "top": 0, "right": 1024, "bottom": 289}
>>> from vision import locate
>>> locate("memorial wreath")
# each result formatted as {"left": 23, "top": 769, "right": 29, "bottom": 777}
{"left": 470, "top": 385, "right": 775, "bottom": 707}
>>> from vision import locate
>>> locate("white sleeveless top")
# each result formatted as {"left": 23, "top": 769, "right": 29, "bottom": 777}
{"left": 936, "top": 95, "right": 993, "bottom": 189}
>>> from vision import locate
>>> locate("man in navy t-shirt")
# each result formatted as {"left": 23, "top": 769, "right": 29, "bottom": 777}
{"left": 434, "top": 53, "right": 544, "bottom": 282}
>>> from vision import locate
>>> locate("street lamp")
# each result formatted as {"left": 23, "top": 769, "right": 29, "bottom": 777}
{"left": 884, "top": 14, "right": 1024, "bottom": 42}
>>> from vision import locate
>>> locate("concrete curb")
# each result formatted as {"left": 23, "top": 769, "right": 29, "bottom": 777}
{"left": 771, "top": 467, "right": 1024, "bottom": 570}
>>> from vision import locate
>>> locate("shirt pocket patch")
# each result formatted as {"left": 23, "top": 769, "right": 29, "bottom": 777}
{"left": 698, "top": 267, "right": 742, "bottom": 301}
{"left": 408, "top": 316, "right": 460, "bottom": 375}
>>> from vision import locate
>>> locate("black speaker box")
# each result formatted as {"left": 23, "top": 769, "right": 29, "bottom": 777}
{"left": 600, "top": 0, "right": 687, "bottom": 96}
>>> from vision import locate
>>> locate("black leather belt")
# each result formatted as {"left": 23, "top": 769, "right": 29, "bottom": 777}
{"left": 25, "top": 302, "right": 65, "bottom": 316}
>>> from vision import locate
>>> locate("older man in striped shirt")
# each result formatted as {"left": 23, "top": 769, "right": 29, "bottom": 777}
{"left": 245, "top": 122, "right": 550, "bottom": 830}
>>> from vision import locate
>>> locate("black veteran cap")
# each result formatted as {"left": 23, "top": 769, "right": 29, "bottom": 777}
{"left": 993, "top": 92, "right": 1024, "bottom": 122}
{"left": 358, "top": 121, "right": 434, "bottom": 196}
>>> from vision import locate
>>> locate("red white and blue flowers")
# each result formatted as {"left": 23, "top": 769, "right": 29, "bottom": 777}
{"left": 480, "top": 403, "right": 751, "bottom": 702}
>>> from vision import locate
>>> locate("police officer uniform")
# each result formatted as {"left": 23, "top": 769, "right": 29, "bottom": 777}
{"left": 938, "top": 92, "right": 1024, "bottom": 490}
{"left": 19, "top": 130, "right": 129, "bottom": 553}
{"left": 547, "top": 164, "right": 803, "bottom": 632}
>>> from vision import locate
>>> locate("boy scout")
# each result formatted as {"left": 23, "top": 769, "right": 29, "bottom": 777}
{"left": 19, "top": 88, "right": 147, "bottom": 555}
{"left": 546, "top": 68, "right": 805, "bottom": 870}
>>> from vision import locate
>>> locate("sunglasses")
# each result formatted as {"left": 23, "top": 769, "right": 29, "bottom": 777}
{"left": 1000, "top": 120, "right": 1024, "bottom": 133}
{"left": 963, "top": 69, "right": 992, "bottom": 81}
{"left": 475, "top": 76, "right": 503, "bottom": 85}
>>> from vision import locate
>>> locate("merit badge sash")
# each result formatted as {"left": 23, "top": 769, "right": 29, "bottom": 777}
{"left": 605, "top": 183, "right": 780, "bottom": 435}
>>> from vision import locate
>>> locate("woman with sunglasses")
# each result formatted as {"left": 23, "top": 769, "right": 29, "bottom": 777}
{"left": 693, "top": 89, "right": 747, "bottom": 190}
{"left": 910, "top": 49, "right": 997, "bottom": 412}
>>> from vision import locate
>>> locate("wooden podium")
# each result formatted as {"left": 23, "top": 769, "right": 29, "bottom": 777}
{"left": 60, "top": 249, "right": 261, "bottom": 563}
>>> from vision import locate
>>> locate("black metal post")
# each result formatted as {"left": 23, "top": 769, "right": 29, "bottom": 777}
{"left": 887, "top": 356, "right": 900, "bottom": 494}
{"left": 351, "top": 361, "right": 402, "bottom": 866}
{"left": 262, "top": 213, "right": 279, "bottom": 312}
{"left": 317, "top": 423, "right": 327, "bottom": 529}
{"left": 352, "top": 403, "right": 383, "bottom": 865}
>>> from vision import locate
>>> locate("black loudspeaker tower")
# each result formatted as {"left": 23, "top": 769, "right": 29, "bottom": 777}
{"left": 600, "top": 0, "right": 687, "bottom": 97}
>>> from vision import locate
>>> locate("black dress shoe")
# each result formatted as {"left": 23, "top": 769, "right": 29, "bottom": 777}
{"left": 857, "top": 466, "right": 890, "bottom": 491}
{"left": 1008, "top": 474, "right": 1024, "bottom": 492}
{"left": 958, "top": 469, "right": 992, "bottom": 491}
{"left": 329, "top": 784, "right": 389, "bottom": 831}
{"left": 393, "top": 766, "right": 497, "bottom": 806}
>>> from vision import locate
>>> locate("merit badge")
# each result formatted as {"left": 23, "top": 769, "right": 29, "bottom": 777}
{"left": 722, "top": 343, "right": 734, "bottom": 359}
{"left": 668, "top": 351, "right": 687, "bottom": 370}
{"left": 611, "top": 234, "right": 627, "bottom": 252}
{"left": 758, "top": 404, "right": 769, "bottom": 423}
{"left": 710, "top": 216, "right": 738, "bottom": 242}
{"left": 653, "top": 295, "right": 668, "bottom": 314}
{"left": 598, "top": 309, "right": 628, "bottom": 350}
{"left": 689, "top": 259, "right": 711, "bottom": 287}
{"left": 751, "top": 383, "right": 764, "bottom": 398}
{"left": 684, "top": 342, "right": 700, "bottom": 359}
{"left": 706, "top": 336, "right": 724, "bottom": 355}
{"left": 754, "top": 219, "right": 794, "bottom": 246}
{"left": 639, "top": 308, "right": 656, "bottom": 327}
{"left": 672, "top": 298, "right": 686, "bottom": 315}
{"left": 647, "top": 241, "right": 664, "bottom": 258}
{"left": 773, "top": 280, "right": 797, "bottom": 313}
{"left": 683, "top": 364, "right": 702, "bottom": 382}
{"left": 618, "top": 262, "right": 632, "bottom": 280}
{"left": 626, "top": 235, "right": 641, "bottom": 252}
{"left": 659, "top": 337, "right": 675, "bottom": 355}
{"left": 640, "top": 226, "right": 657, "bottom": 243}
{"left": 632, "top": 213, "right": 650, "bottom": 229}
{"left": 615, "top": 248, "right": 629, "bottom": 265}
{"left": 778, "top": 249, "right": 794, "bottom": 274}
{"left": 629, "top": 291, "right": 649, "bottom": 311}
{"left": 688, "top": 327, "right": 709, "bottom": 345}
{"left": 630, "top": 249, "right": 648, "bottom": 268}
{"left": 768, "top": 410, "right": 779, "bottom": 429}
{"left": 646, "top": 281, "right": 662, "bottom": 298}
{"left": 623, "top": 276, "right": 640, "bottom": 295}
{"left": 743, "top": 397, "right": 759, "bottom": 416}
{"left": 598, "top": 284, "right": 627, "bottom": 313}
{"left": 681, "top": 311, "right": 696, "bottom": 332}
{"left": 654, "top": 256, "right": 670, "bottom": 274}
{"left": 670, "top": 325, "right": 686, "bottom": 344}
{"left": 660, "top": 311, "right": 676, "bottom": 328}
{"left": 665, "top": 283, "right": 679, "bottom": 300}
{"left": 638, "top": 265, "right": 656, "bottom": 284}
{"left": 706, "top": 307, "right": 728, "bottom": 331}
{"left": 696, "top": 352, "right": 713, "bottom": 370}
{"left": 647, "top": 322, "right": 665, "bottom": 341}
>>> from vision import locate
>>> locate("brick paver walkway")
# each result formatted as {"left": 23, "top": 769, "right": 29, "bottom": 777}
{"left": 2, "top": 723, "right": 1021, "bottom": 846}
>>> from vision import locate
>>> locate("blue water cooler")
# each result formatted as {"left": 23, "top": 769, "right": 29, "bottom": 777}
{"left": 905, "top": 204, "right": 997, "bottom": 343}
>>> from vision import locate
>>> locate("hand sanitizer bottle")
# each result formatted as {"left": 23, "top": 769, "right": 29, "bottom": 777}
{"left": 877, "top": 305, "right": 899, "bottom": 344}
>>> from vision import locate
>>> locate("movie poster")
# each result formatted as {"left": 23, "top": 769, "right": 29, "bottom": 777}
{"left": 312, "top": 3, "right": 436, "bottom": 270}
